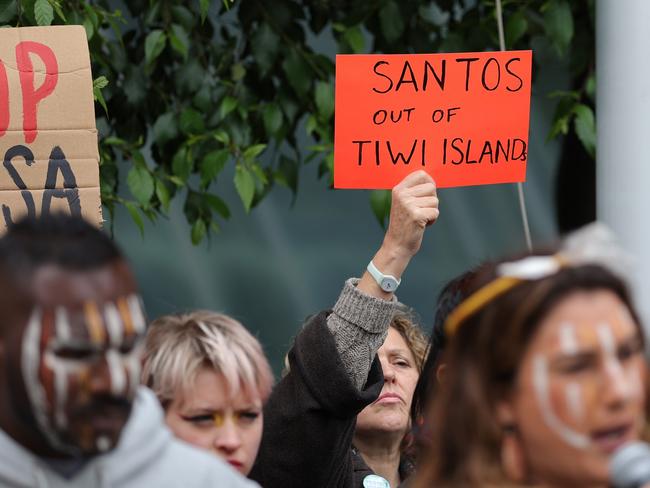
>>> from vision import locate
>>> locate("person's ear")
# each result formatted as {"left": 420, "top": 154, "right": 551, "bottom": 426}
{"left": 435, "top": 363, "right": 447, "bottom": 384}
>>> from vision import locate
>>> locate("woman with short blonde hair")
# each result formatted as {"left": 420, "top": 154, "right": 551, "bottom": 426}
{"left": 142, "top": 310, "right": 273, "bottom": 477}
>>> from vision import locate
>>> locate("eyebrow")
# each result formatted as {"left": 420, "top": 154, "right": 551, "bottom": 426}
{"left": 384, "top": 348, "right": 411, "bottom": 356}
{"left": 551, "top": 332, "right": 642, "bottom": 362}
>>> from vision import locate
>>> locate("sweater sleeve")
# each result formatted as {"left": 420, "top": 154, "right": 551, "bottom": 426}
{"left": 250, "top": 312, "right": 384, "bottom": 488}
{"left": 327, "top": 278, "right": 397, "bottom": 389}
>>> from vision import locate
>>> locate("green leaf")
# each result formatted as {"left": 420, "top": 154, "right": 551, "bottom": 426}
{"left": 93, "top": 88, "right": 108, "bottom": 116}
{"left": 231, "top": 63, "right": 246, "bottom": 81}
{"left": 102, "top": 136, "right": 127, "bottom": 147}
{"left": 203, "top": 193, "right": 230, "bottom": 219}
{"left": 168, "top": 175, "right": 186, "bottom": 187}
{"left": 342, "top": 26, "right": 364, "bottom": 53}
{"left": 315, "top": 81, "right": 334, "bottom": 120}
{"left": 145, "top": 30, "right": 167, "bottom": 66}
{"left": 93, "top": 76, "right": 109, "bottom": 116}
{"left": 53, "top": 2, "right": 65, "bottom": 21}
{"left": 282, "top": 49, "right": 311, "bottom": 97}
{"left": 199, "top": 0, "right": 210, "bottom": 24}
{"left": 251, "top": 23, "right": 280, "bottom": 76}
{"left": 418, "top": 3, "right": 449, "bottom": 26}
{"left": 82, "top": 3, "right": 99, "bottom": 31}
{"left": 127, "top": 166, "right": 155, "bottom": 206}
{"left": 543, "top": 0, "right": 574, "bottom": 56}
{"left": 505, "top": 11, "right": 528, "bottom": 47}
{"left": 573, "top": 104, "right": 596, "bottom": 158}
{"left": 171, "top": 5, "right": 194, "bottom": 30}
{"left": 305, "top": 115, "right": 318, "bottom": 136}
{"left": 370, "top": 190, "right": 391, "bottom": 229}
{"left": 251, "top": 163, "right": 268, "bottom": 185}
{"left": 172, "top": 147, "right": 192, "bottom": 182}
{"left": 243, "top": 144, "right": 267, "bottom": 160}
{"left": 220, "top": 96, "right": 238, "bottom": 118}
{"left": 93, "top": 76, "right": 109, "bottom": 90}
{"left": 191, "top": 218, "right": 207, "bottom": 245}
{"left": 155, "top": 179, "right": 171, "bottom": 212}
{"left": 234, "top": 165, "right": 255, "bottom": 212}
{"left": 153, "top": 112, "right": 178, "bottom": 145}
{"left": 548, "top": 97, "right": 575, "bottom": 140}
{"left": 124, "top": 201, "right": 144, "bottom": 236}
{"left": 0, "top": 0, "right": 18, "bottom": 23}
{"left": 273, "top": 155, "right": 298, "bottom": 194}
{"left": 34, "top": 0, "right": 53, "bottom": 26}
{"left": 379, "top": 1, "right": 404, "bottom": 43}
{"left": 179, "top": 108, "right": 205, "bottom": 134}
{"left": 213, "top": 129, "right": 230, "bottom": 145}
{"left": 200, "top": 149, "right": 230, "bottom": 188}
{"left": 169, "top": 24, "right": 190, "bottom": 60}
{"left": 263, "top": 104, "right": 283, "bottom": 137}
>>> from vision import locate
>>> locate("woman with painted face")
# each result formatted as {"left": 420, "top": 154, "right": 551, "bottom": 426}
{"left": 414, "top": 227, "right": 648, "bottom": 488}
{"left": 251, "top": 170, "right": 439, "bottom": 488}
{"left": 141, "top": 311, "right": 273, "bottom": 477}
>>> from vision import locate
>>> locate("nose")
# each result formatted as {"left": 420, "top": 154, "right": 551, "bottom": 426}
{"left": 381, "top": 358, "right": 396, "bottom": 383}
{"left": 601, "top": 358, "right": 632, "bottom": 409}
{"left": 214, "top": 418, "right": 242, "bottom": 454}
{"left": 88, "top": 351, "right": 127, "bottom": 396}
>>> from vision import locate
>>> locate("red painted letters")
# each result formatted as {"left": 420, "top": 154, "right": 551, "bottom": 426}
{"left": 15, "top": 41, "right": 58, "bottom": 143}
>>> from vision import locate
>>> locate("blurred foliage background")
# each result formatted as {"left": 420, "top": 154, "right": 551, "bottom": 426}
{"left": 0, "top": 0, "right": 595, "bottom": 243}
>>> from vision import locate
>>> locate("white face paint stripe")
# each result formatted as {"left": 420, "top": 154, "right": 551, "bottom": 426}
{"left": 597, "top": 322, "right": 632, "bottom": 397}
{"left": 104, "top": 302, "right": 124, "bottom": 347}
{"left": 55, "top": 308, "right": 71, "bottom": 343}
{"left": 565, "top": 382, "right": 583, "bottom": 422}
{"left": 125, "top": 343, "right": 143, "bottom": 397}
{"left": 533, "top": 355, "right": 590, "bottom": 449}
{"left": 51, "top": 360, "right": 68, "bottom": 429}
{"left": 597, "top": 323, "right": 616, "bottom": 356}
{"left": 21, "top": 308, "right": 68, "bottom": 451}
{"left": 127, "top": 294, "right": 146, "bottom": 334}
{"left": 106, "top": 350, "right": 127, "bottom": 396}
{"left": 559, "top": 323, "right": 578, "bottom": 354}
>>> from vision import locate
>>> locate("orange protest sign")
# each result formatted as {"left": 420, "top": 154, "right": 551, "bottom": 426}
{"left": 334, "top": 50, "right": 532, "bottom": 189}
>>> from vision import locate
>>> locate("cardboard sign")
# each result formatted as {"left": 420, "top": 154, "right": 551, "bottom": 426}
{"left": 0, "top": 26, "right": 101, "bottom": 231}
{"left": 334, "top": 50, "right": 532, "bottom": 189}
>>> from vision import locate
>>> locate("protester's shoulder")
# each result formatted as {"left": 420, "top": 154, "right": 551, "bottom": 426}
{"left": 164, "top": 437, "right": 259, "bottom": 487}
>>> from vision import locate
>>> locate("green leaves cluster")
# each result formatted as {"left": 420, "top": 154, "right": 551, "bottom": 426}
{"left": 1, "top": 0, "right": 595, "bottom": 240}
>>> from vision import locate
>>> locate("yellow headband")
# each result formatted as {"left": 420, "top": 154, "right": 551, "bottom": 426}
{"left": 444, "top": 276, "right": 522, "bottom": 337}
{"left": 444, "top": 254, "right": 570, "bottom": 337}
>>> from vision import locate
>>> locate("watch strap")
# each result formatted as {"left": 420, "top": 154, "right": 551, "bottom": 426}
{"left": 367, "top": 260, "right": 401, "bottom": 292}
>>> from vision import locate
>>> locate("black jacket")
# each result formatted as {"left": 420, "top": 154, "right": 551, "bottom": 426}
{"left": 250, "top": 312, "right": 413, "bottom": 488}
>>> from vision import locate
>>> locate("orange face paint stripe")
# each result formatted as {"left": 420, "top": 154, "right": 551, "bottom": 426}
{"left": 84, "top": 301, "right": 106, "bottom": 344}
{"left": 116, "top": 297, "right": 134, "bottom": 336}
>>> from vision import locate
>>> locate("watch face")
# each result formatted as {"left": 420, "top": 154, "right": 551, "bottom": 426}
{"left": 380, "top": 277, "right": 398, "bottom": 292}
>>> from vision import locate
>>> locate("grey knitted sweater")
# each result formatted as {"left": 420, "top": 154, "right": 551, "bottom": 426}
{"left": 326, "top": 277, "right": 397, "bottom": 389}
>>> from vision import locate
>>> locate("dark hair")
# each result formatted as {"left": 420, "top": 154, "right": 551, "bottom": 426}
{"left": 414, "top": 261, "right": 645, "bottom": 487}
{"left": 410, "top": 267, "right": 484, "bottom": 423}
{"left": 0, "top": 214, "right": 121, "bottom": 279}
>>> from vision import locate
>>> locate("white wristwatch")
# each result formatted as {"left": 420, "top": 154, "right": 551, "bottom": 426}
{"left": 367, "top": 260, "right": 401, "bottom": 293}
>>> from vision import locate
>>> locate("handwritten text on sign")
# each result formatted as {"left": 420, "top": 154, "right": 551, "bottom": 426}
{"left": 0, "top": 26, "right": 101, "bottom": 231}
{"left": 334, "top": 51, "right": 532, "bottom": 189}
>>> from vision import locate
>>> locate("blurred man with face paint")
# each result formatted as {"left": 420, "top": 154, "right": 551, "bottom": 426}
{"left": 0, "top": 215, "right": 257, "bottom": 487}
